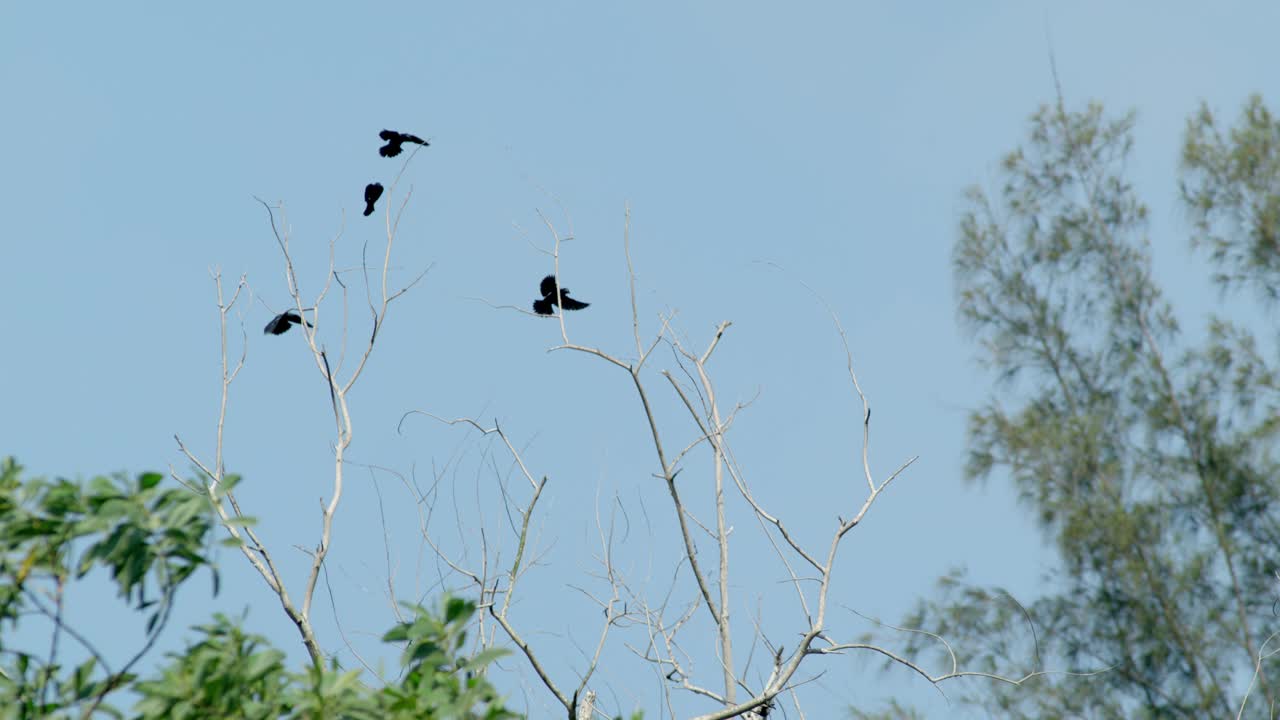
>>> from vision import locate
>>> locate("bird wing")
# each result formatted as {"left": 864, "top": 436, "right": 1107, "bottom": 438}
{"left": 539, "top": 275, "right": 557, "bottom": 297}
{"left": 379, "top": 129, "right": 396, "bottom": 141}
{"left": 532, "top": 298, "right": 554, "bottom": 315}
{"left": 264, "top": 314, "right": 287, "bottom": 335}
{"left": 559, "top": 295, "right": 590, "bottom": 311}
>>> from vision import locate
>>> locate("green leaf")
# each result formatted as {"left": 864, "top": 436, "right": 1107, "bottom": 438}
{"left": 221, "top": 515, "right": 258, "bottom": 528}
{"left": 444, "top": 596, "right": 474, "bottom": 624}
{"left": 461, "top": 647, "right": 510, "bottom": 670}
{"left": 137, "top": 472, "right": 163, "bottom": 491}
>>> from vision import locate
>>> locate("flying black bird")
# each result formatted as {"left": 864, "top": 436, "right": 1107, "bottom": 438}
{"left": 378, "top": 129, "right": 428, "bottom": 158}
{"left": 263, "top": 311, "right": 312, "bottom": 336}
{"left": 532, "top": 274, "right": 590, "bottom": 315}
{"left": 363, "top": 182, "right": 384, "bottom": 217}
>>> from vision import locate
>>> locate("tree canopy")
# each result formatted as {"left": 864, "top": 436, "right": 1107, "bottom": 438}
{"left": 883, "top": 95, "right": 1280, "bottom": 718}
{"left": 0, "top": 457, "right": 521, "bottom": 719}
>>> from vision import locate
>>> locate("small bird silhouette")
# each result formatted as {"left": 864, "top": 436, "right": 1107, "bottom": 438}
{"left": 378, "top": 129, "right": 428, "bottom": 158}
{"left": 533, "top": 274, "right": 590, "bottom": 315}
{"left": 263, "top": 311, "right": 312, "bottom": 336}
{"left": 363, "top": 182, "right": 384, "bottom": 217}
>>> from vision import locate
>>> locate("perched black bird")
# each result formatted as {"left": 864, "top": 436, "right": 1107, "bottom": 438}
{"left": 363, "top": 182, "right": 384, "bottom": 217}
{"left": 263, "top": 311, "right": 312, "bottom": 336}
{"left": 532, "top": 274, "right": 590, "bottom": 315}
{"left": 378, "top": 129, "right": 428, "bottom": 158}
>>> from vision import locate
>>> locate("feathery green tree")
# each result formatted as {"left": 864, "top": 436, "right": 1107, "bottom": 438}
{"left": 881, "top": 95, "right": 1280, "bottom": 718}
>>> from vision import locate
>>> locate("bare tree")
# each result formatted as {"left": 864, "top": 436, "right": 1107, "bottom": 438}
{"left": 172, "top": 135, "right": 1093, "bottom": 716}
{"left": 394, "top": 205, "right": 1095, "bottom": 719}
{"left": 173, "top": 150, "right": 428, "bottom": 666}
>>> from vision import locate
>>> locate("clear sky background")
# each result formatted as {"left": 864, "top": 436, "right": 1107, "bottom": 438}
{"left": 3, "top": 2, "right": 1279, "bottom": 718}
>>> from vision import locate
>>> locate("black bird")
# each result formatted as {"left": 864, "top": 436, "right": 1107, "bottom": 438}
{"left": 363, "top": 182, "right": 384, "bottom": 217}
{"left": 263, "top": 311, "right": 312, "bottom": 336}
{"left": 378, "top": 129, "right": 428, "bottom": 158}
{"left": 532, "top": 274, "right": 590, "bottom": 315}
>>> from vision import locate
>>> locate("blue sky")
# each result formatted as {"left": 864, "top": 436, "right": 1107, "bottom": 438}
{"left": 3, "top": 1, "right": 1279, "bottom": 717}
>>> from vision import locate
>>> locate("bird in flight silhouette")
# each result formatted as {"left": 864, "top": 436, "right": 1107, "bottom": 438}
{"left": 363, "top": 182, "right": 384, "bottom": 217}
{"left": 378, "top": 129, "right": 428, "bottom": 158}
{"left": 532, "top": 274, "right": 590, "bottom": 315}
{"left": 264, "top": 311, "right": 312, "bottom": 336}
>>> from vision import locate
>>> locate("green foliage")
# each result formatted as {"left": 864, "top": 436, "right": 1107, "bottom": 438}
{"left": 287, "top": 659, "right": 378, "bottom": 719}
{"left": 0, "top": 458, "right": 217, "bottom": 621}
{"left": 1182, "top": 94, "right": 1280, "bottom": 299}
{"left": 878, "top": 97, "right": 1280, "bottom": 718}
{"left": 0, "top": 459, "right": 526, "bottom": 719}
{"left": 133, "top": 598, "right": 519, "bottom": 719}
{"left": 376, "top": 597, "right": 517, "bottom": 719}
{"left": 0, "top": 457, "right": 219, "bottom": 717}
{"left": 0, "top": 654, "right": 126, "bottom": 720}
{"left": 132, "top": 614, "right": 290, "bottom": 719}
